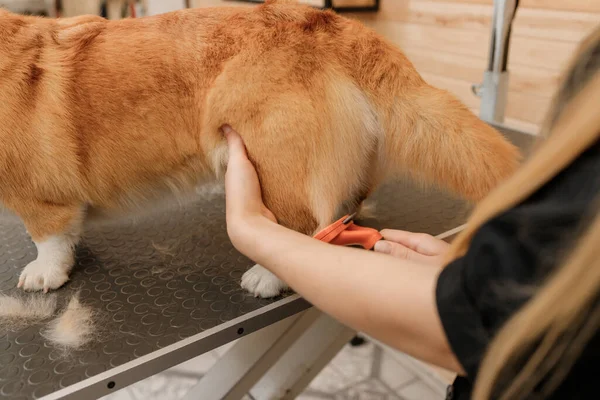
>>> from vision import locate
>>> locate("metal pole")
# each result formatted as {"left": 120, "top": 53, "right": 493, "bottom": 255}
{"left": 472, "top": 0, "right": 519, "bottom": 124}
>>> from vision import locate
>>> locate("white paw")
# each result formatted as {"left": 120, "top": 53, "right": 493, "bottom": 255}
{"left": 18, "top": 259, "right": 70, "bottom": 292}
{"left": 18, "top": 234, "right": 76, "bottom": 293}
{"left": 241, "top": 265, "right": 288, "bottom": 298}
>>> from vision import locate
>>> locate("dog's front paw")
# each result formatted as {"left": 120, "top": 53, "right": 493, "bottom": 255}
{"left": 18, "top": 259, "right": 70, "bottom": 293}
{"left": 241, "top": 264, "right": 288, "bottom": 298}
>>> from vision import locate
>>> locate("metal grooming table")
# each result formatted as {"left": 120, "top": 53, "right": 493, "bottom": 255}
{"left": 0, "top": 129, "right": 532, "bottom": 400}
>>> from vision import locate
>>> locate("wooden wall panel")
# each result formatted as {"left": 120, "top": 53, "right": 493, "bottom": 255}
{"left": 361, "top": 19, "right": 579, "bottom": 69}
{"left": 420, "top": 0, "right": 492, "bottom": 5}
{"left": 423, "top": 0, "right": 600, "bottom": 13}
{"left": 378, "top": 1, "right": 493, "bottom": 30}
{"left": 354, "top": 0, "right": 599, "bottom": 132}
{"left": 376, "top": 1, "right": 598, "bottom": 41}
{"left": 401, "top": 48, "right": 562, "bottom": 97}
{"left": 520, "top": 0, "right": 600, "bottom": 13}
{"left": 360, "top": 20, "right": 491, "bottom": 57}
{"left": 333, "top": 0, "right": 377, "bottom": 6}
{"left": 512, "top": 8, "right": 599, "bottom": 41}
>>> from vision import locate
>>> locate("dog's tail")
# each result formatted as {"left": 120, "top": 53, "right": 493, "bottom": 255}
{"left": 384, "top": 84, "right": 522, "bottom": 202}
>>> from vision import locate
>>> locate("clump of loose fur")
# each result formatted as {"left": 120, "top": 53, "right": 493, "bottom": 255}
{"left": 42, "top": 295, "right": 97, "bottom": 350}
{"left": 195, "top": 182, "right": 225, "bottom": 199}
{"left": 0, "top": 293, "right": 57, "bottom": 332}
{"left": 356, "top": 199, "right": 377, "bottom": 219}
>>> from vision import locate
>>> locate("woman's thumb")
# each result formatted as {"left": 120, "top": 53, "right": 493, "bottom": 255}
{"left": 221, "top": 125, "right": 246, "bottom": 159}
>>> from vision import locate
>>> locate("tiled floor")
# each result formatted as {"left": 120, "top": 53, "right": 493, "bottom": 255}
{"left": 102, "top": 339, "right": 447, "bottom": 400}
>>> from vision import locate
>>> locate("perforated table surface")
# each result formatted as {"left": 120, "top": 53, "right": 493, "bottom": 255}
{"left": 0, "top": 129, "right": 532, "bottom": 400}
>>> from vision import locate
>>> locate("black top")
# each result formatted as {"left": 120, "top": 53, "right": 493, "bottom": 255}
{"left": 436, "top": 140, "right": 600, "bottom": 399}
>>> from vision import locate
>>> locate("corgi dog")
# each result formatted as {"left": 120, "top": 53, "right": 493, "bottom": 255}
{"left": 0, "top": 0, "right": 520, "bottom": 298}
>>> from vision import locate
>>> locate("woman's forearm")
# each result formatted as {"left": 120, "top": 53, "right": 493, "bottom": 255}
{"left": 235, "top": 217, "right": 464, "bottom": 374}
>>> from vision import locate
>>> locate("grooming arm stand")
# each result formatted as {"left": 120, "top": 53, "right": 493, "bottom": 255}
{"left": 473, "top": 0, "right": 519, "bottom": 125}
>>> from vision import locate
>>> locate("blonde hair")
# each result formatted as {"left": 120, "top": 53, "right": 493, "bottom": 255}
{"left": 444, "top": 26, "right": 600, "bottom": 399}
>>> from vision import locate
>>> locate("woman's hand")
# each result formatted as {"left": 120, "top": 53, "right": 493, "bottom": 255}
{"left": 374, "top": 229, "right": 449, "bottom": 266}
{"left": 222, "top": 125, "right": 277, "bottom": 250}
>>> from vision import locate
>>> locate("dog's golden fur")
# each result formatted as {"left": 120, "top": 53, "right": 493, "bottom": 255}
{"left": 0, "top": 1, "right": 520, "bottom": 294}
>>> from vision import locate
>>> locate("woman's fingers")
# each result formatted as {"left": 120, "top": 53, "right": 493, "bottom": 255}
{"left": 379, "top": 229, "right": 449, "bottom": 256}
{"left": 374, "top": 239, "right": 443, "bottom": 266}
{"left": 375, "top": 240, "right": 418, "bottom": 260}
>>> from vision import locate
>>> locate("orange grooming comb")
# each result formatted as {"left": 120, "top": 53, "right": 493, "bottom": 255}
{"left": 313, "top": 213, "right": 382, "bottom": 250}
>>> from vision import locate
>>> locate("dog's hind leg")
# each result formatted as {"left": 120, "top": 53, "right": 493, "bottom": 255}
{"left": 203, "top": 62, "right": 381, "bottom": 297}
{"left": 223, "top": 110, "right": 333, "bottom": 298}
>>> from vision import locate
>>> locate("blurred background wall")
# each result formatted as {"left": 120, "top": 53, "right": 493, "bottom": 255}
{"left": 352, "top": 0, "right": 599, "bottom": 134}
